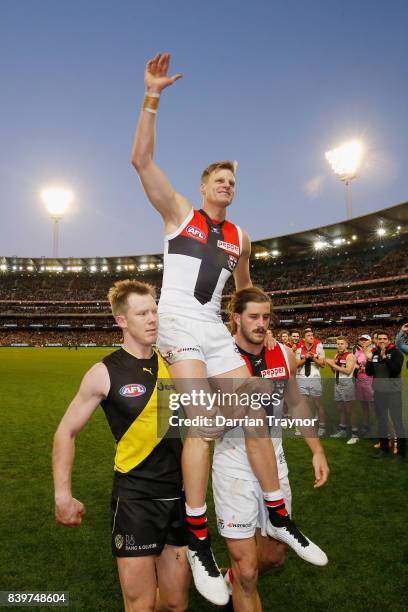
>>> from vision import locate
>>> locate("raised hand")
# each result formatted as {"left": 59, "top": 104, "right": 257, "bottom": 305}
{"left": 145, "top": 53, "right": 182, "bottom": 94}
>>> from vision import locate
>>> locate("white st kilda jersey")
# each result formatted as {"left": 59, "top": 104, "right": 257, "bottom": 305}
{"left": 213, "top": 342, "right": 290, "bottom": 482}
{"left": 158, "top": 208, "right": 242, "bottom": 322}
{"left": 296, "top": 340, "right": 325, "bottom": 378}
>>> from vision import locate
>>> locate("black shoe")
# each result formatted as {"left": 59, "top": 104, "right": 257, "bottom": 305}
{"left": 372, "top": 449, "right": 388, "bottom": 459}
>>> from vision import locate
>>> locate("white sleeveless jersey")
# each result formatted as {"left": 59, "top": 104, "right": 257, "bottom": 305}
{"left": 213, "top": 342, "right": 290, "bottom": 481}
{"left": 295, "top": 341, "right": 325, "bottom": 378}
{"left": 158, "top": 208, "right": 243, "bottom": 323}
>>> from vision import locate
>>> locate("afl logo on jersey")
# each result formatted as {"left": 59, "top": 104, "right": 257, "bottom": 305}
{"left": 186, "top": 225, "right": 206, "bottom": 241}
{"left": 119, "top": 384, "right": 146, "bottom": 397}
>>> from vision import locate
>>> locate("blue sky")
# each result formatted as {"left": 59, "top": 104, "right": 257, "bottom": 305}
{"left": 1, "top": 0, "right": 407, "bottom": 257}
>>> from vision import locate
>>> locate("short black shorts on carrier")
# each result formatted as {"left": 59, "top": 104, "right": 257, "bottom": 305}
{"left": 111, "top": 496, "right": 188, "bottom": 557}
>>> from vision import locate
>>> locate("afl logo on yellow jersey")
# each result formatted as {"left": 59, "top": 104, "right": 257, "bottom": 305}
{"left": 119, "top": 384, "right": 146, "bottom": 397}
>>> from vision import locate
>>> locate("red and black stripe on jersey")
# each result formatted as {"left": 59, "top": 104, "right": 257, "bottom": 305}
{"left": 167, "top": 209, "right": 241, "bottom": 305}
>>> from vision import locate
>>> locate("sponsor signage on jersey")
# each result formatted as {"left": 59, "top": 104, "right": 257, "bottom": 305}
{"left": 186, "top": 225, "right": 206, "bottom": 241}
{"left": 227, "top": 255, "right": 238, "bottom": 271}
{"left": 217, "top": 240, "right": 240, "bottom": 256}
{"left": 261, "top": 367, "right": 286, "bottom": 379}
{"left": 119, "top": 384, "right": 146, "bottom": 397}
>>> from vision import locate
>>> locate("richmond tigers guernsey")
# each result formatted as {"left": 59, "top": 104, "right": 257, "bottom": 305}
{"left": 158, "top": 208, "right": 242, "bottom": 322}
{"left": 213, "top": 342, "right": 290, "bottom": 481}
{"left": 100, "top": 348, "right": 182, "bottom": 499}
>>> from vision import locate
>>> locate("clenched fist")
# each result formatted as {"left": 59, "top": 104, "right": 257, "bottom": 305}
{"left": 55, "top": 495, "right": 86, "bottom": 527}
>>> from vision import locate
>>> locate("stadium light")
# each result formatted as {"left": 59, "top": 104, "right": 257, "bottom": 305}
{"left": 377, "top": 227, "right": 386, "bottom": 237}
{"left": 325, "top": 140, "right": 363, "bottom": 220}
{"left": 41, "top": 187, "right": 73, "bottom": 258}
{"left": 314, "top": 240, "right": 328, "bottom": 251}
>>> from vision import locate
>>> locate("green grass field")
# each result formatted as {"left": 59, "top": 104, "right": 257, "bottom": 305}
{"left": 1, "top": 348, "right": 407, "bottom": 611}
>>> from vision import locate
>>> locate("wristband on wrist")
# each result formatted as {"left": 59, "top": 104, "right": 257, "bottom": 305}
{"left": 143, "top": 91, "right": 160, "bottom": 114}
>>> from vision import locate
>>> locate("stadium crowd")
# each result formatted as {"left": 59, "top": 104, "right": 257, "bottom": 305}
{"left": 1, "top": 237, "right": 406, "bottom": 302}
{"left": 0, "top": 323, "right": 400, "bottom": 347}
{"left": 0, "top": 330, "right": 121, "bottom": 346}
{"left": 1, "top": 234, "right": 406, "bottom": 347}
{"left": 249, "top": 239, "right": 407, "bottom": 290}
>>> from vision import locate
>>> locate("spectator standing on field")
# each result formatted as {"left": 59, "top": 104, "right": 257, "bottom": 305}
{"left": 365, "top": 331, "right": 405, "bottom": 462}
{"left": 354, "top": 334, "right": 374, "bottom": 437}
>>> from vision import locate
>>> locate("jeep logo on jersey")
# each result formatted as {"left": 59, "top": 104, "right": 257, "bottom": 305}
{"left": 186, "top": 225, "right": 206, "bottom": 240}
{"left": 261, "top": 367, "right": 286, "bottom": 378}
{"left": 217, "top": 240, "right": 240, "bottom": 255}
{"left": 119, "top": 384, "right": 146, "bottom": 397}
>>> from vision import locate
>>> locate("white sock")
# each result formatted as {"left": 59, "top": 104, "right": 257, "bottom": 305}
{"left": 185, "top": 502, "right": 207, "bottom": 517}
{"left": 263, "top": 489, "right": 283, "bottom": 502}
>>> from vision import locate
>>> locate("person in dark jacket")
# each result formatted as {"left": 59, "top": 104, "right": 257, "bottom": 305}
{"left": 365, "top": 331, "right": 405, "bottom": 461}
{"left": 395, "top": 323, "right": 408, "bottom": 357}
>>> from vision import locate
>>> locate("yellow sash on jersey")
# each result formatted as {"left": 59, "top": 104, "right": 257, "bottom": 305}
{"left": 114, "top": 349, "right": 174, "bottom": 473}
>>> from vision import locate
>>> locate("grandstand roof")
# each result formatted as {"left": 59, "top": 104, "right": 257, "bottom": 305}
{"left": 252, "top": 200, "right": 408, "bottom": 258}
{"left": 1, "top": 201, "right": 406, "bottom": 271}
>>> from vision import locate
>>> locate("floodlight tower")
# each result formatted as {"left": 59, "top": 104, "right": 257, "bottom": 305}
{"left": 325, "top": 140, "right": 363, "bottom": 220}
{"left": 41, "top": 188, "right": 73, "bottom": 258}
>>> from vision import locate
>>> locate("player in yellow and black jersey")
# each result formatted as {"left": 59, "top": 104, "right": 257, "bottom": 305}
{"left": 101, "top": 346, "right": 182, "bottom": 500}
{"left": 52, "top": 280, "right": 190, "bottom": 612}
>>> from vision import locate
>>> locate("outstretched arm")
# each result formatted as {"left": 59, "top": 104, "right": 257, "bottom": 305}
{"left": 52, "top": 363, "right": 109, "bottom": 526}
{"left": 131, "top": 53, "right": 192, "bottom": 232}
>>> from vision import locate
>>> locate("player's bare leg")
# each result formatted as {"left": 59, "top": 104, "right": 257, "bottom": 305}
{"left": 117, "top": 556, "right": 157, "bottom": 612}
{"left": 225, "top": 537, "right": 261, "bottom": 612}
{"left": 223, "top": 531, "right": 285, "bottom": 611}
{"left": 314, "top": 396, "right": 326, "bottom": 435}
{"left": 332, "top": 400, "right": 348, "bottom": 438}
{"left": 155, "top": 545, "right": 191, "bottom": 611}
{"left": 255, "top": 529, "right": 286, "bottom": 573}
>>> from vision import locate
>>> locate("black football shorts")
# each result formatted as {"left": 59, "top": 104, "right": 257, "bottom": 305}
{"left": 111, "top": 495, "right": 188, "bottom": 557}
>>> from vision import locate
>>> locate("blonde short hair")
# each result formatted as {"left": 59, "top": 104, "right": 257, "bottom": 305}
{"left": 200, "top": 160, "right": 237, "bottom": 183}
{"left": 107, "top": 279, "right": 156, "bottom": 316}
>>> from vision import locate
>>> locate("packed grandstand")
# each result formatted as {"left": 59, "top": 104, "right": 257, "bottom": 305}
{"left": 1, "top": 202, "right": 406, "bottom": 347}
